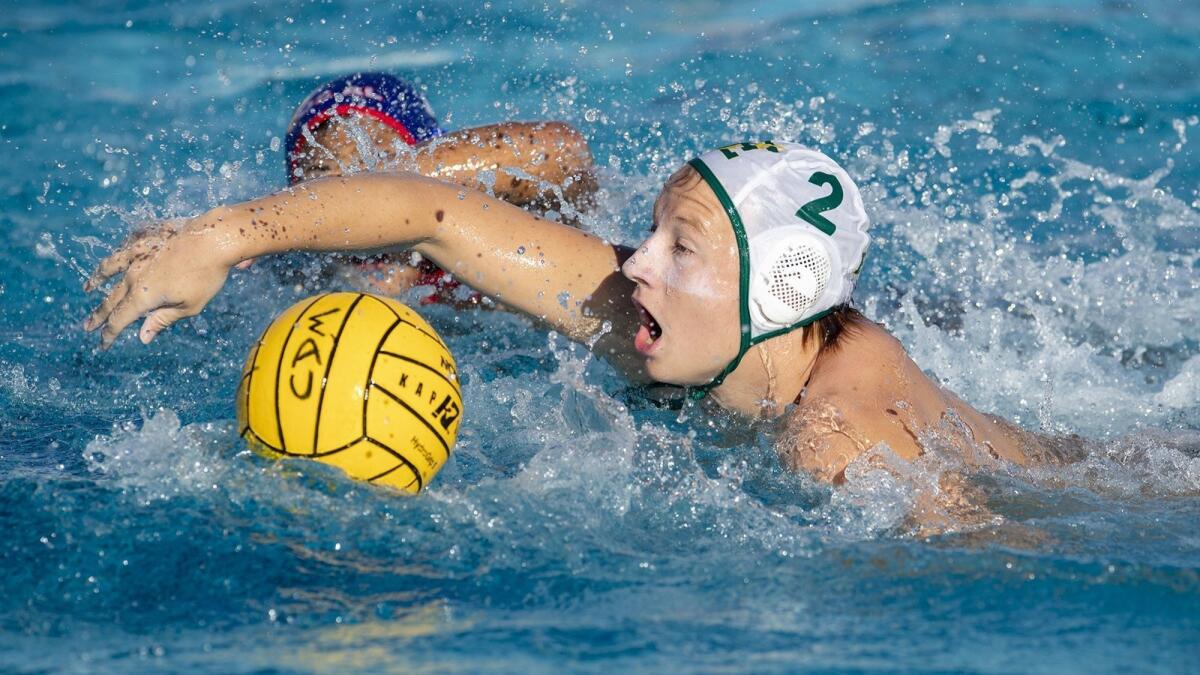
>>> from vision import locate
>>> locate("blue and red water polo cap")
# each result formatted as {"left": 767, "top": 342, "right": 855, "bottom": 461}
{"left": 285, "top": 72, "right": 444, "bottom": 176}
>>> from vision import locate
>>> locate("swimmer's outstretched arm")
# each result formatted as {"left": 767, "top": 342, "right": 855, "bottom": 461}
{"left": 412, "top": 122, "right": 597, "bottom": 213}
{"left": 236, "top": 121, "right": 596, "bottom": 270}
{"left": 84, "top": 173, "right": 643, "bottom": 373}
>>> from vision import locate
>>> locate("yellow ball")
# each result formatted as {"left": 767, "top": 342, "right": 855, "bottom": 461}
{"left": 236, "top": 292, "right": 463, "bottom": 493}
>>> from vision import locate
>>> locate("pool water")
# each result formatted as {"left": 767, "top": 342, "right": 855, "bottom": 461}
{"left": 2, "top": 0, "right": 1199, "bottom": 671}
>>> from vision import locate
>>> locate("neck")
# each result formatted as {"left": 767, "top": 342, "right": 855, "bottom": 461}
{"left": 709, "top": 330, "right": 822, "bottom": 418}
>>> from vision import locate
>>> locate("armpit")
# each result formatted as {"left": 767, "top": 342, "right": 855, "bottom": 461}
{"left": 776, "top": 403, "right": 872, "bottom": 484}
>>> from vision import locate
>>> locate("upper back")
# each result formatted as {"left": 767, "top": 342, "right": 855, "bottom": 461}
{"left": 778, "top": 320, "right": 1036, "bottom": 482}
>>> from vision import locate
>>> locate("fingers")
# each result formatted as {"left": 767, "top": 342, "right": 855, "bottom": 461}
{"left": 139, "top": 306, "right": 190, "bottom": 344}
{"left": 84, "top": 250, "right": 132, "bottom": 292}
{"left": 83, "top": 228, "right": 164, "bottom": 292}
{"left": 87, "top": 279, "right": 197, "bottom": 349}
{"left": 96, "top": 291, "right": 135, "bottom": 348}
{"left": 82, "top": 225, "right": 172, "bottom": 346}
{"left": 83, "top": 218, "right": 225, "bottom": 349}
{"left": 99, "top": 288, "right": 150, "bottom": 350}
{"left": 83, "top": 280, "right": 130, "bottom": 333}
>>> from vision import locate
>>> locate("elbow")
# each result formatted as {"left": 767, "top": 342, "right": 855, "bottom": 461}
{"left": 546, "top": 122, "right": 597, "bottom": 198}
{"left": 541, "top": 121, "right": 593, "bottom": 164}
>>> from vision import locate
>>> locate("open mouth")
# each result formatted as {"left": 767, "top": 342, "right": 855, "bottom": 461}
{"left": 632, "top": 298, "right": 663, "bottom": 355}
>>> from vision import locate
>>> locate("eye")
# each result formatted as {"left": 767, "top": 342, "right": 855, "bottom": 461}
{"left": 672, "top": 240, "right": 692, "bottom": 255}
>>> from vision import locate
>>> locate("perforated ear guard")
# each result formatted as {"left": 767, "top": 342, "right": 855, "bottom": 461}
{"left": 748, "top": 226, "right": 837, "bottom": 333}
{"left": 684, "top": 141, "right": 870, "bottom": 400}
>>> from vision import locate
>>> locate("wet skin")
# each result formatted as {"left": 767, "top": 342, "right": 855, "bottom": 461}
{"left": 626, "top": 168, "right": 1051, "bottom": 480}
{"left": 83, "top": 151, "right": 1059, "bottom": 499}
{"left": 291, "top": 115, "right": 597, "bottom": 299}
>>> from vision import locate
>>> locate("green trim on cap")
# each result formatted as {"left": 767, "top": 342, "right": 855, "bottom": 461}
{"left": 687, "top": 157, "right": 751, "bottom": 401}
{"left": 684, "top": 156, "right": 842, "bottom": 402}
{"left": 750, "top": 305, "right": 838, "bottom": 346}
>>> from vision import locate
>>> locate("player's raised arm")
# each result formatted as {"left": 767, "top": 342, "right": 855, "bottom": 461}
{"left": 83, "top": 172, "right": 642, "bottom": 373}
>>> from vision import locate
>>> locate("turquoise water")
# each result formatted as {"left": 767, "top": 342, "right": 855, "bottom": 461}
{"left": 2, "top": 0, "right": 1199, "bottom": 671}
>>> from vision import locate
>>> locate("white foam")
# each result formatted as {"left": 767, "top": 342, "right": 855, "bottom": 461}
{"left": 1156, "top": 355, "right": 1200, "bottom": 409}
{"left": 84, "top": 409, "right": 241, "bottom": 504}
{"left": 75, "top": 84, "right": 1200, "bottom": 535}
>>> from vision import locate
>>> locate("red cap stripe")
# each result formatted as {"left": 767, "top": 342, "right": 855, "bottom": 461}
{"left": 288, "top": 104, "right": 420, "bottom": 172}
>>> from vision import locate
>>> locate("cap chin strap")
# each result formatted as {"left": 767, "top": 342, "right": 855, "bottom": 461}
{"left": 685, "top": 157, "right": 836, "bottom": 402}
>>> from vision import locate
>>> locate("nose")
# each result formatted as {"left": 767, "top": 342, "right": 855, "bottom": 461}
{"left": 621, "top": 241, "right": 655, "bottom": 286}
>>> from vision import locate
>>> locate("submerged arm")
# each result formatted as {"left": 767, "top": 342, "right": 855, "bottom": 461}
{"left": 84, "top": 172, "right": 641, "bottom": 372}
{"left": 778, "top": 401, "right": 1004, "bottom": 536}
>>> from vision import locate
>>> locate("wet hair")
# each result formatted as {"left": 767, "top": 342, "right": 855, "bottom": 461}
{"left": 803, "top": 304, "right": 865, "bottom": 353}
{"left": 665, "top": 163, "right": 703, "bottom": 189}
{"left": 655, "top": 164, "right": 705, "bottom": 221}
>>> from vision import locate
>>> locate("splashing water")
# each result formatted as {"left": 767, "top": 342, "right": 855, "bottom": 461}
{"left": 1, "top": 0, "right": 1198, "bottom": 671}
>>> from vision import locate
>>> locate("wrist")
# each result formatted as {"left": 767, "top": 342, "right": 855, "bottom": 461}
{"left": 192, "top": 205, "right": 256, "bottom": 266}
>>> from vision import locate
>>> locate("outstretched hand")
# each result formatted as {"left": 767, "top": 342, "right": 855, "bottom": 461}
{"left": 83, "top": 215, "right": 240, "bottom": 349}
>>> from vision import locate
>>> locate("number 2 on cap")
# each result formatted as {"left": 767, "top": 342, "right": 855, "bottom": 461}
{"left": 796, "top": 171, "right": 843, "bottom": 235}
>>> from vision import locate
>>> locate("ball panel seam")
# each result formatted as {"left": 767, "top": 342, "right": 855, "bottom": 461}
{"left": 272, "top": 294, "right": 326, "bottom": 454}
{"left": 375, "top": 350, "right": 462, "bottom": 399}
{"left": 369, "top": 383, "right": 452, "bottom": 457}
{"left": 311, "top": 293, "right": 366, "bottom": 456}
{"left": 362, "top": 436, "right": 424, "bottom": 491}
{"left": 369, "top": 293, "right": 451, "bottom": 352}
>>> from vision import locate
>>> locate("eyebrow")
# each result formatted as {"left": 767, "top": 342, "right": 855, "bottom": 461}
{"left": 675, "top": 215, "right": 710, "bottom": 236}
{"left": 670, "top": 187, "right": 722, "bottom": 232}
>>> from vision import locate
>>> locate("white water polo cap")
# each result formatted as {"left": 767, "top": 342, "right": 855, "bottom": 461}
{"left": 687, "top": 140, "right": 871, "bottom": 397}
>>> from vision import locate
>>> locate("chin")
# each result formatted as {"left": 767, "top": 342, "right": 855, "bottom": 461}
{"left": 644, "top": 358, "right": 711, "bottom": 388}
{"left": 643, "top": 358, "right": 680, "bottom": 385}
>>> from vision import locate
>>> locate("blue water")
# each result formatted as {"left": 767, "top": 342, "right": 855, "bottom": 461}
{"left": 2, "top": 0, "right": 1199, "bottom": 671}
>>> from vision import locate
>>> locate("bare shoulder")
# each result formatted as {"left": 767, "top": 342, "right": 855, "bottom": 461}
{"left": 780, "top": 322, "right": 931, "bottom": 478}
{"left": 812, "top": 322, "right": 908, "bottom": 390}
{"left": 775, "top": 399, "right": 873, "bottom": 484}
{"left": 773, "top": 325, "right": 892, "bottom": 483}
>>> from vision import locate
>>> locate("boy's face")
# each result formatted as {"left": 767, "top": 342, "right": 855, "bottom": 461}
{"left": 621, "top": 166, "right": 742, "bottom": 385}
{"left": 291, "top": 116, "right": 406, "bottom": 183}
